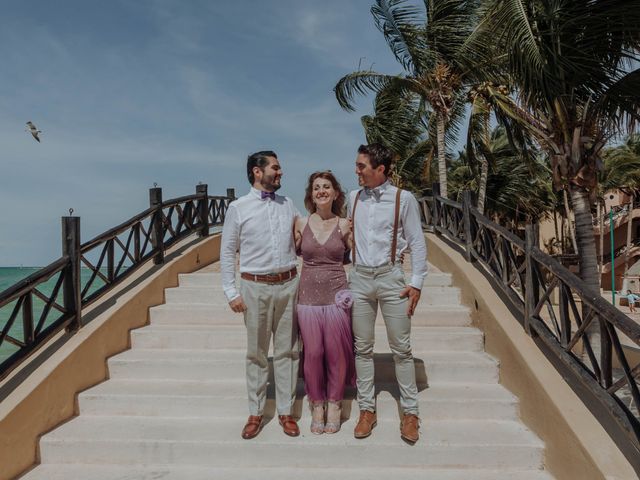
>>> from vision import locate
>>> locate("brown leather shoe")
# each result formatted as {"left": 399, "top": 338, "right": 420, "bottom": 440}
{"left": 241, "top": 415, "right": 263, "bottom": 439}
{"left": 278, "top": 415, "right": 300, "bottom": 437}
{"left": 400, "top": 414, "right": 420, "bottom": 443}
{"left": 354, "top": 410, "right": 377, "bottom": 439}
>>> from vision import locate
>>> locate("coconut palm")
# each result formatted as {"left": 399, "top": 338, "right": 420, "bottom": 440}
{"left": 468, "top": 0, "right": 640, "bottom": 294}
{"left": 449, "top": 127, "right": 554, "bottom": 226}
{"left": 360, "top": 86, "right": 433, "bottom": 192}
{"left": 334, "top": 0, "right": 480, "bottom": 198}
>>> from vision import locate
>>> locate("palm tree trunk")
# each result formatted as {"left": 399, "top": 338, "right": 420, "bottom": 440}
{"left": 563, "top": 189, "right": 579, "bottom": 253}
{"left": 437, "top": 112, "right": 448, "bottom": 198}
{"left": 477, "top": 158, "right": 489, "bottom": 214}
{"left": 422, "top": 149, "right": 434, "bottom": 186}
{"left": 477, "top": 113, "right": 490, "bottom": 215}
{"left": 570, "top": 186, "right": 601, "bottom": 291}
{"left": 570, "top": 185, "right": 602, "bottom": 363}
{"left": 553, "top": 209, "right": 560, "bottom": 253}
{"left": 624, "top": 195, "right": 634, "bottom": 276}
{"left": 560, "top": 213, "right": 566, "bottom": 254}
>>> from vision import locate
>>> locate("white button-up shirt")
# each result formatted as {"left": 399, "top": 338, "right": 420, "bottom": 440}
{"left": 348, "top": 181, "right": 428, "bottom": 290}
{"left": 220, "top": 187, "right": 300, "bottom": 301}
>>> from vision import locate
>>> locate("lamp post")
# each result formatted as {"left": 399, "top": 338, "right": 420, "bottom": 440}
{"left": 610, "top": 207, "right": 615, "bottom": 305}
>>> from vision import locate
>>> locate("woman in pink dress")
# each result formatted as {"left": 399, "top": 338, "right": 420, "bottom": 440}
{"left": 294, "top": 171, "right": 355, "bottom": 434}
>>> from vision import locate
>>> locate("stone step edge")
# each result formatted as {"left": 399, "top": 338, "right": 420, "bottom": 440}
{"left": 107, "top": 348, "right": 497, "bottom": 360}
{"left": 41, "top": 420, "right": 542, "bottom": 447}
{"left": 20, "top": 465, "right": 551, "bottom": 475}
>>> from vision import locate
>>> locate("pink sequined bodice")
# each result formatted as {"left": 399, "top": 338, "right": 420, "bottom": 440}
{"left": 297, "top": 221, "right": 348, "bottom": 306}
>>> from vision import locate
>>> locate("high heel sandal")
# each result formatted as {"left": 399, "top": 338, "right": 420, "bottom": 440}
{"left": 310, "top": 401, "right": 325, "bottom": 435}
{"left": 324, "top": 400, "right": 342, "bottom": 434}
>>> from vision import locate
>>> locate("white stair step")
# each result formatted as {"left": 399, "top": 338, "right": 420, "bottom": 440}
{"left": 78, "top": 380, "right": 518, "bottom": 420}
{"left": 107, "top": 349, "right": 499, "bottom": 384}
{"left": 165, "top": 285, "right": 461, "bottom": 306}
{"left": 179, "top": 271, "right": 453, "bottom": 288}
{"left": 149, "top": 303, "right": 472, "bottom": 327}
{"left": 131, "top": 325, "right": 483, "bottom": 352}
{"left": 22, "top": 464, "right": 553, "bottom": 480}
{"left": 39, "top": 416, "right": 544, "bottom": 469}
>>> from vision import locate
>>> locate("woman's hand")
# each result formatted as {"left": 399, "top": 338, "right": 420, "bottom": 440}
{"left": 294, "top": 217, "right": 307, "bottom": 251}
{"left": 340, "top": 217, "right": 353, "bottom": 249}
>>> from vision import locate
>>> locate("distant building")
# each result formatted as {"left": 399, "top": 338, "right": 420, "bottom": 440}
{"left": 539, "top": 190, "right": 640, "bottom": 291}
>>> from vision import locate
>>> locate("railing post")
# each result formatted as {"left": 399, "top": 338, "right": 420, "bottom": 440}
{"left": 196, "top": 183, "right": 209, "bottom": 237}
{"left": 222, "top": 188, "right": 236, "bottom": 223}
{"left": 432, "top": 183, "right": 441, "bottom": 236}
{"left": 107, "top": 240, "right": 115, "bottom": 282}
{"left": 524, "top": 224, "right": 539, "bottom": 335}
{"left": 524, "top": 224, "right": 534, "bottom": 335}
{"left": 462, "top": 190, "right": 473, "bottom": 262}
{"left": 62, "top": 216, "right": 82, "bottom": 331}
{"left": 22, "top": 293, "right": 34, "bottom": 345}
{"left": 149, "top": 187, "right": 164, "bottom": 265}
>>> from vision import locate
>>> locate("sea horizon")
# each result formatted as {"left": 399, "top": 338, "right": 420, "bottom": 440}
{"left": 0, "top": 266, "right": 107, "bottom": 364}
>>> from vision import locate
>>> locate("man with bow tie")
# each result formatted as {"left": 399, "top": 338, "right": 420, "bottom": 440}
{"left": 348, "top": 143, "right": 428, "bottom": 444}
{"left": 220, "top": 150, "right": 301, "bottom": 440}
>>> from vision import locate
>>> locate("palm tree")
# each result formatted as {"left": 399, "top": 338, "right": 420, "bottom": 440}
{"left": 449, "top": 127, "right": 554, "bottom": 226}
{"left": 334, "top": 0, "right": 480, "bottom": 198}
{"left": 360, "top": 87, "right": 433, "bottom": 192}
{"left": 468, "top": 0, "right": 640, "bottom": 294}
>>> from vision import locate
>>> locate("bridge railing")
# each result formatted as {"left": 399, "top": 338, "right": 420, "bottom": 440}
{"left": 419, "top": 186, "right": 640, "bottom": 471}
{"left": 0, "top": 184, "right": 235, "bottom": 380}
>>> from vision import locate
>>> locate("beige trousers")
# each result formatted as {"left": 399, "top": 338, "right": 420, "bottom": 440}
{"left": 240, "top": 277, "right": 300, "bottom": 416}
{"left": 349, "top": 264, "right": 419, "bottom": 415}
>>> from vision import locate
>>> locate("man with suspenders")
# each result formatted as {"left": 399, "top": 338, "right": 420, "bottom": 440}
{"left": 348, "top": 143, "right": 428, "bottom": 444}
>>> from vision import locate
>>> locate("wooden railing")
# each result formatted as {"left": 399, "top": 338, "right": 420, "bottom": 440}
{"left": 420, "top": 186, "right": 640, "bottom": 472}
{"left": 0, "top": 184, "right": 234, "bottom": 380}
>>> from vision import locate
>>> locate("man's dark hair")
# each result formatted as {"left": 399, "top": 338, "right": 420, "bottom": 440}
{"left": 247, "top": 150, "right": 277, "bottom": 185}
{"left": 358, "top": 143, "right": 394, "bottom": 176}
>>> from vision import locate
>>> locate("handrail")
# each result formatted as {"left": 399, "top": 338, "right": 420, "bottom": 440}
{"left": 0, "top": 257, "right": 69, "bottom": 308}
{"left": 0, "top": 256, "right": 72, "bottom": 378}
{"left": 0, "top": 184, "right": 235, "bottom": 380}
{"left": 80, "top": 207, "right": 156, "bottom": 251}
{"left": 421, "top": 187, "right": 640, "bottom": 472}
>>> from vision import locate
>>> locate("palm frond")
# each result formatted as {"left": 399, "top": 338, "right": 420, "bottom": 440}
{"left": 334, "top": 71, "right": 408, "bottom": 112}
{"left": 371, "top": 0, "right": 426, "bottom": 73}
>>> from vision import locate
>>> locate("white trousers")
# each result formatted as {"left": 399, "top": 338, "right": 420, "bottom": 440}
{"left": 241, "top": 277, "right": 300, "bottom": 416}
{"left": 349, "top": 264, "right": 419, "bottom": 415}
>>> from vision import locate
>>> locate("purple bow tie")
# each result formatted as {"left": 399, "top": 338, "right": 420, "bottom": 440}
{"left": 261, "top": 191, "right": 275, "bottom": 201}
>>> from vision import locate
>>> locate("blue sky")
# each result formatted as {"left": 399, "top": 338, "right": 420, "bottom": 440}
{"left": 0, "top": 0, "right": 404, "bottom": 266}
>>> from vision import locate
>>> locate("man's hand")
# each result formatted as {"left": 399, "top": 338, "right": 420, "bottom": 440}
{"left": 229, "top": 296, "right": 247, "bottom": 313}
{"left": 400, "top": 286, "right": 421, "bottom": 317}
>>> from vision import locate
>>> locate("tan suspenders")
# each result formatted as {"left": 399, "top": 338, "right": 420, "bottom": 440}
{"left": 352, "top": 187, "right": 402, "bottom": 266}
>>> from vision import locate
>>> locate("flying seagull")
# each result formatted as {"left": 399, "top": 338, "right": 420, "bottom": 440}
{"left": 26, "top": 121, "right": 42, "bottom": 142}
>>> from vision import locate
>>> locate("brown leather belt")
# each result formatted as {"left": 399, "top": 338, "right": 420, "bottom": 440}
{"left": 241, "top": 267, "right": 297, "bottom": 284}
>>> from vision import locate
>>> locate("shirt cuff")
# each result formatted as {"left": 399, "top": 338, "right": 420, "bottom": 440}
{"left": 224, "top": 287, "right": 240, "bottom": 303}
{"left": 409, "top": 275, "right": 424, "bottom": 291}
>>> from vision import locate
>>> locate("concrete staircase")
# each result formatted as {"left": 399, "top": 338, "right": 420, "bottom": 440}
{"left": 22, "top": 264, "right": 553, "bottom": 479}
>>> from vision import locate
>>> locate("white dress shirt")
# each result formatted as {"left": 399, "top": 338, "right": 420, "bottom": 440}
{"left": 220, "top": 187, "right": 300, "bottom": 302}
{"left": 348, "top": 180, "right": 428, "bottom": 290}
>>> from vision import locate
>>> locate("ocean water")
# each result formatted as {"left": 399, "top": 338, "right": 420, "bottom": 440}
{"left": 0, "top": 267, "right": 105, "bottom": 366}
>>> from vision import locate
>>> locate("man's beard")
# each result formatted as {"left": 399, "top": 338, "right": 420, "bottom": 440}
{"left": 260, "top": 175, "right": 281, "bottom": 192}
